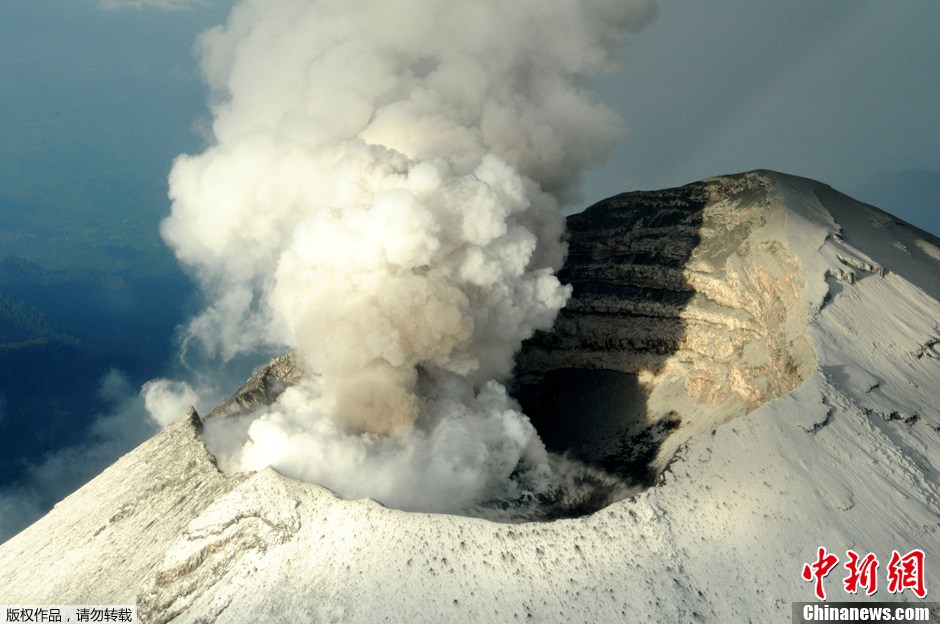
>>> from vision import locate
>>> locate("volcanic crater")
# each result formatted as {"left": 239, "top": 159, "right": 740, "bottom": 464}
{"left": 205, "top": 171, "right": 817, "bottom": 519}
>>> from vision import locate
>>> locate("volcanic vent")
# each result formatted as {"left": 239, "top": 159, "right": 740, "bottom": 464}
{"left": 205, "top": 171, "right": 817, "bottom": 517}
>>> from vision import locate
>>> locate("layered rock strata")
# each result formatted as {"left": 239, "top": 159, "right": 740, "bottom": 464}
{"left": 513, "top": 171, "right": 816, "bottom": 481}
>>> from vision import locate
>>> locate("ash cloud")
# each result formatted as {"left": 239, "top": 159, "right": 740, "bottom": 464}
{"left": 161, "top": 0, "right": 657, "bottom": 516}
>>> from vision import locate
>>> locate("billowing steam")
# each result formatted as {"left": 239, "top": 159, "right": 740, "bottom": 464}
{"left": 157, "top": 0, "right": 656, "bottom": 516}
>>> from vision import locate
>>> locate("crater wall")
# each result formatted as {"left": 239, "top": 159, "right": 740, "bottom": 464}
{"left": 513, "top": 171, "right": 816, "bottom": 482}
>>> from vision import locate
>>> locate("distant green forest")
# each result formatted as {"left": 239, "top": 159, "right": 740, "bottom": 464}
{"left": 0, "top": 290, "right": 72, "bottom": 347}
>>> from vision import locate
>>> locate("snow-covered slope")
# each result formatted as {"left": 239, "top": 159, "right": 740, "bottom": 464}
{"left": 1, "top": 171, "right": 938, "bottom": 622}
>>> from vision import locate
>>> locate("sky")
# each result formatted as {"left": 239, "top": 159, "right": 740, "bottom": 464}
{"left": 0, "top": 0, "right": 937, "bottom": 241}
{"left": 583, "top": 0, "right": 940, "bottom": 233}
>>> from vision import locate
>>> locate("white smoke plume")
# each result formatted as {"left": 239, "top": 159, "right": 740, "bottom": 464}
{"left": 162, "top": 0, "right": 656, "bottom": 515}
{"left": 142, "top": 379, "right": 205, "bottom": 427}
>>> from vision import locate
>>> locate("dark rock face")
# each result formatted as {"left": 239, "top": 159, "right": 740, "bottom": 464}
{"left": 513, "top": 171, "right": 815, "bottom": 483}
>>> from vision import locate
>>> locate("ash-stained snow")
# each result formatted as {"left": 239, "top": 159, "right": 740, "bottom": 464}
{"left": 1, "top": 171, "right": 938, "bottom": 623}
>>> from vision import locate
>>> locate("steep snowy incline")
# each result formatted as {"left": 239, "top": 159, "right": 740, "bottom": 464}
{"left": 0, "top": 410, "right": 245, "bottom": 603}
{"left": 1, "top": 171, "right": 938, "bottom": 623}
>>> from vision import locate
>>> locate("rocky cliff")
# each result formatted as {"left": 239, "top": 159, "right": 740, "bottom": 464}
{"left": 513, "top": 171, "right": 816, "bottom": 482}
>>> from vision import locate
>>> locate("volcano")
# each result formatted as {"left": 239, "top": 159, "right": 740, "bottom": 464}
{"left": 1, "top": 171, "right": 938, "bottom": 622}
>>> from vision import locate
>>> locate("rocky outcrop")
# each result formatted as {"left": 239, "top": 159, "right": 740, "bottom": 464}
{"left": 204, "top": 353, "right": 306, "bottom": 421}
{"left": 513, "top": 171, "right": 816, "bottom": 481}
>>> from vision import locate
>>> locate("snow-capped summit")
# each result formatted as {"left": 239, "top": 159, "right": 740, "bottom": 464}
{"left": 1, "top": 171, "right": 937, "bottom": 622}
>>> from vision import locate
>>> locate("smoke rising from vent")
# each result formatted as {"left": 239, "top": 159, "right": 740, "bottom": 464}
{"left": 159, "top": 0, "right": 657, "bottom": 515}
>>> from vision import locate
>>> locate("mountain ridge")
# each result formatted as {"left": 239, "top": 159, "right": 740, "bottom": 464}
{"left": 1, "top": 170, "right": 938, "bottom": 622}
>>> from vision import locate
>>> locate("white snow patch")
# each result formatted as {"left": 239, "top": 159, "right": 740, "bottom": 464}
{"left": 916, "top": 238, "right": 940, "bottom": 262}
